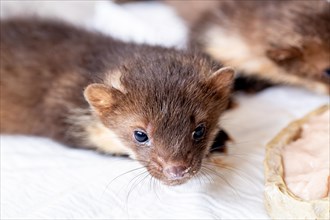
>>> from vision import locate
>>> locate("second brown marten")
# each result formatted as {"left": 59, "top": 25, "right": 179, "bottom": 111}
{"left": 0, "top": 18, "right": 233, "bottom": 185}
{"left": 167, "top": 0, "right": 330, "bottom": 94}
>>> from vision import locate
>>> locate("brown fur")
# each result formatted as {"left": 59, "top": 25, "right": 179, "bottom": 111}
{"left": 167, "top": 0, "right": 330, "bottom": 94}
{"left": 0, "top": 18, "right": 233, "bottom": 185}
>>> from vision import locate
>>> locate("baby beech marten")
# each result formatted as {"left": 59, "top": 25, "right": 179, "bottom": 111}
{"left": 166, "top": 0, "right": 330, "bottom": 94}
{"left": 0, "top": 19, "right": 233, "bottom": 185}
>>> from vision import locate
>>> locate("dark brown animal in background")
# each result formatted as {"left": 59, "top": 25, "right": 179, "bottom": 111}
{"left": 0, "top": 18, "right": 233, "bottom": 185}
{"left": 167, "top": 0, "right": 330, "bottom": 94}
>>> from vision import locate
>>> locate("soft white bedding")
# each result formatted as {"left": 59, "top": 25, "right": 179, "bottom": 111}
{"left": 1, "top": 1, "right": 329, "bottom": 219}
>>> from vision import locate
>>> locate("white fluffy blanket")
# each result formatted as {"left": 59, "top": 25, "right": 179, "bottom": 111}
{"left": 1, "top": 1, "right": 329, "bottom": 219}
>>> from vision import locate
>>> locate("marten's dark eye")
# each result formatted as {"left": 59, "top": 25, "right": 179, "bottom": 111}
{"left": 192, "top": 124, "right": 206, "bottom": 141}
{"left": 324, "top": 68, "right": 330, "bottom": 77}
{"left": 134, "top": 130, "right": 149, "bottom": 143}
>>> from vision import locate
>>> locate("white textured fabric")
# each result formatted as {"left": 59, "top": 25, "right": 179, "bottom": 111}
{"left": 1, "top": 1, "right": 329, "bottom": 219}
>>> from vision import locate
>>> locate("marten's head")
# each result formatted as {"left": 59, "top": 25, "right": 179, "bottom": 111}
{"left": 263, "top": 1, "right": 330, "bottom": 93}
{"left": 84, "top": 50, "right": 233, "bottom": 185}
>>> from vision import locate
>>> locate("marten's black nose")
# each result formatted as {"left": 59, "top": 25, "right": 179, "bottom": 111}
{"left": 164, "top": 165, "right": 189, "bottom": 180}
{"left": 324, "top": 68, "right": 330, "bottom": 77}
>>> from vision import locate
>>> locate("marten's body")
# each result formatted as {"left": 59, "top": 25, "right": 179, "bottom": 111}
{"left": 0, "top": 19, "right": 233, "bottom": 185}
{"left": 1, "top": 19, "right": 145, "bottom": 150}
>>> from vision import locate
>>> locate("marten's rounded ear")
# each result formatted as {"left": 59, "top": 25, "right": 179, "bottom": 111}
{"left": 266, "top": 46, "right": 302, "bottom": 63}
{"left": 208, "top": 67, "right": 235, "bottom": 94}
{"left": 84, "top": 84, "right": 113, "bottom": 115}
